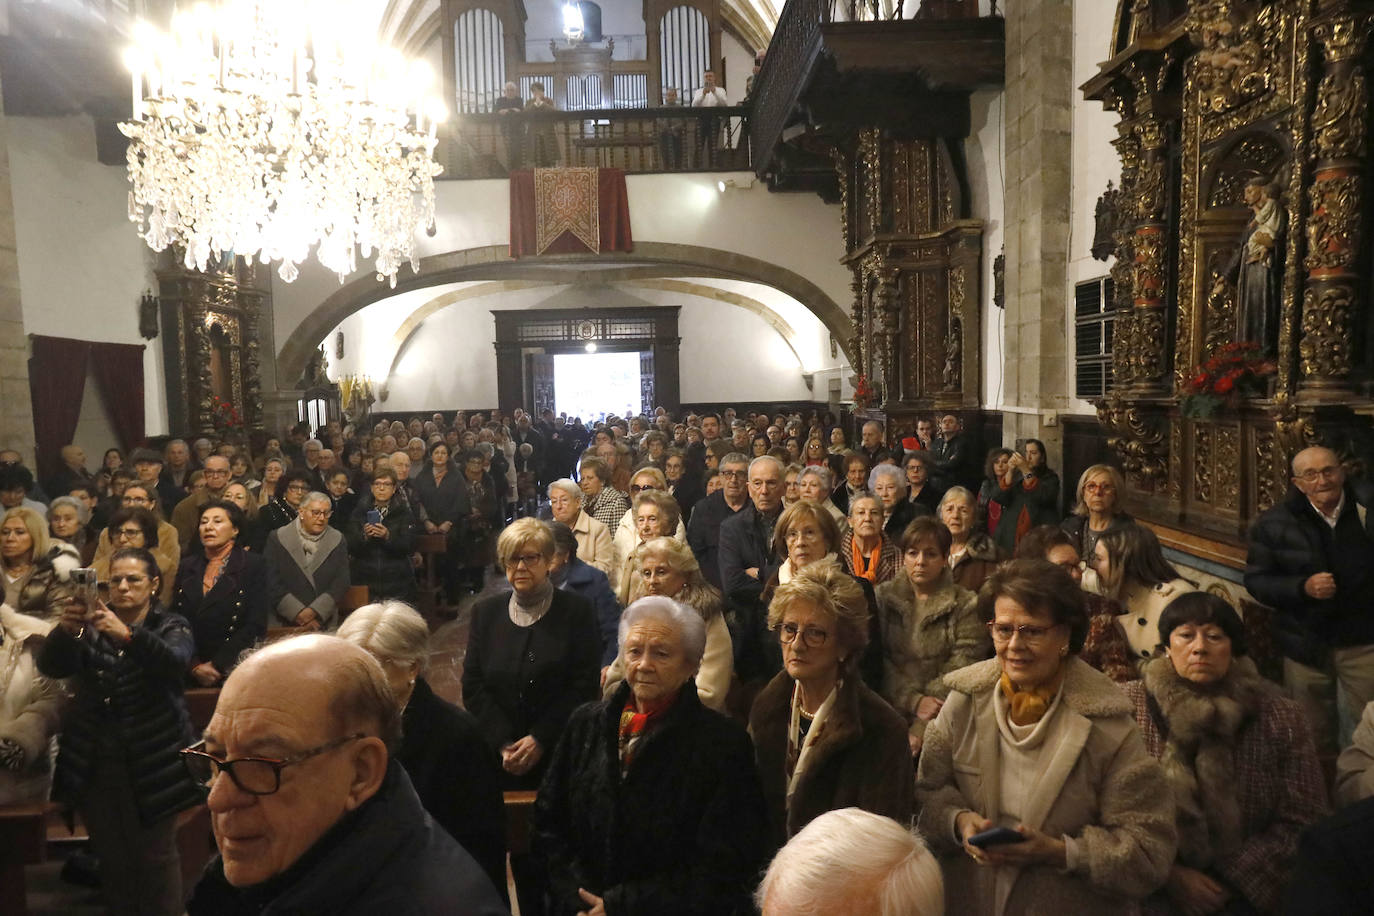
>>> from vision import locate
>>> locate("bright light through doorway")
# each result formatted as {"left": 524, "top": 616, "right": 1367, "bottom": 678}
{"left": 554, "top": 352, "right": 642, "bottom": 420}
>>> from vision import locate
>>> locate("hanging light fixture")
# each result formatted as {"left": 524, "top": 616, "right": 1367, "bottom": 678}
{"left": 118, "top": 0, "right": 447, "bottom": 287}
{"left": 562, "top": 2, "right": 585, "bottom": 42}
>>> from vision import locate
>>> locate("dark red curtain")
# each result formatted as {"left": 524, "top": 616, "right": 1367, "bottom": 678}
{"left": 28, "top": 336, "right": 91, "bottom": 482}
{"left": 89, "top": 341, "right": 146, "bottom": 453}
{"left": 509, "top": 168, "right": 634, "bottom": 257}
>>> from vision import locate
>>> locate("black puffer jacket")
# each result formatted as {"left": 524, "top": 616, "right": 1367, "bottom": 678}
{"left": 1245, "top": 483, "right": 1374, "bottom": 667}
{"left": 37, "top": 604, "right": 202, "bottom": 826}
{"left": 533, "top": 680, "right": 769, "bottom": 916}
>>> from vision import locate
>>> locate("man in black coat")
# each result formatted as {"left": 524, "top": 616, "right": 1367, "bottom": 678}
{"left": 1245, "top": 445, "right": 1374, "bottom": 753}
{"left": 719, "top": 456, "right": 785, "bottom": 680}
{"left": 686, "top": 452, "right": 750, "bottom": 590}
{"left": 187, "top": 635, "right": 507, "bottom": 915}
{"left": 929, "top": 413, "right": 973, "bottom": 491}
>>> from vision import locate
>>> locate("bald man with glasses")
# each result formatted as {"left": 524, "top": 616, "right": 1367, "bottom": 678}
{"left": 185, "top": 635, "right": 507, "bottom": 914}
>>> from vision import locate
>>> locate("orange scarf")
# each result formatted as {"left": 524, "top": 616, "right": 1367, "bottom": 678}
{"left": 850, "top": 537, "right": 882, "bottom": 583}
{"left": 998, "top": 664, "right": 1066, "bottom": 726}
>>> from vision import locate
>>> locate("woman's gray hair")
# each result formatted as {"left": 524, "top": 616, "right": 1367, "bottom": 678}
{"left": 756, "top": 808, "right": 943, "bottom": 916}
{"left": 798, "top": 465, "right": 832, "bottom": 490}
{"left": 300, "top": 491, "right": 332, "bottom": 512}
{"left": 548, "top": 478, "right": 583, "bottom": 504}
{"left": 867, "top": 463, "right": 907, "bottom": 493}
{"left": 618, "top": 595, "right": 707, "bottom": 667}
{"left": 48, "top": 495, "right": 89, "bottom": 525}
{"left": 937, "top": 485, "right": 975, "bottom": 512}
{"left": 336, "top": 600, "right": 431, "bottom": 676}
{"left": 476, "top": 442, "right": 495, "bottom": 459}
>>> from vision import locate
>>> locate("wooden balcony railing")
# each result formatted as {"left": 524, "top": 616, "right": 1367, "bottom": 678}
{"left": 442, "top": 107, "right": 753, "bottom": 179}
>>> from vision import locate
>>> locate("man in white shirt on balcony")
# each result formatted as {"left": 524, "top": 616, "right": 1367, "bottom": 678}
{"left": 691, "top": 70, "right": 728, "bottom": 107}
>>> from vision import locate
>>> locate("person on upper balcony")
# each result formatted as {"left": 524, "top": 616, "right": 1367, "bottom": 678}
{"left": 691, "top": 69, "right": 728, "bottom": 107}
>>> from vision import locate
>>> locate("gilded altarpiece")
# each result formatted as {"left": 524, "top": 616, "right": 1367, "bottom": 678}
{"left": 1084, "top": 0, "right": 1374, "bottom": 543}
{"left": 837, "top": 128, "right": 984, "bottom": 432}
{"left": 157, "top": 256, "right": 269, "bottom": 438}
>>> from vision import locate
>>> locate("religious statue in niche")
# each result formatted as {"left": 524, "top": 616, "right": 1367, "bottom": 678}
{"left": 295, "top": 344, "right": 331, "bottom": 389}
{"left": 1221, "top": 177, "right": 1284, "bottom": 355}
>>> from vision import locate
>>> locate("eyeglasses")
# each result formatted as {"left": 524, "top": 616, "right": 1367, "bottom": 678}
{"left": 300, "top": 508, "right": 330, "bottom": 519}
{"left": 505, "top": 553, "right": 545, "bottom": 569}
{"left": 286, "top": 482, "right": 309, "bottom": 492}
{"left": 629, "top": 484, "right": 658, "bottom": 494}
{"left": 1083, "top": 483, "right": 1116, "bottom": 493}
{"left": 988, "top": 622, "right": 1062, "bottom": 645}
{"left": 122, "top": 496, "right": 153, "bottom": 505}
{"left": 1295, "top": 466, "right": 1341, "bottom": 483}
{"left": 113, "top": 527, "right": 145, "bottom": 540}
{"left": 778, "top": 622, "right": 830, "bottom": 648}
{"left": 719, "top": 470, "right": 747, "bottom": 479}
{"left": 180, "top": 734, "right": 366, "bottom": 796}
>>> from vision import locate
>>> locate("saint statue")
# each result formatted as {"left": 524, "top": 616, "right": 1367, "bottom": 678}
{"left": 1225, "top": 177, "right": 1284, "bottom": 355}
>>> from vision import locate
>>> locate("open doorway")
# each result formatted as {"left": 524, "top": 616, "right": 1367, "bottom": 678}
{"left": 553, "top": 352, "right": 642, "bottom": 420}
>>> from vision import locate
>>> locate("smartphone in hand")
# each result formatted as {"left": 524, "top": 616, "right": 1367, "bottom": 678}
{"left": 968, "top": 826, "right": 1026, "bottom": 848}
{"left": 71, "top": 568, "right": 99, "bottom": 617}
{"left": 366, "top": 508, "right": 383, "bottom": 526}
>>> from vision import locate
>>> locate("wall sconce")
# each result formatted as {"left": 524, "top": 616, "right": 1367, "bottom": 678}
{"left": 716, "top": 178, "right": 756, "bottom": 193}
{"left": 139, "top": 291, "right": 159, "bottom": 340}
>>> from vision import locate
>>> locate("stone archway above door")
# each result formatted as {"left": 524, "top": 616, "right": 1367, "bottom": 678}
{"left": 275, "top": 241, "right": 854, "bottom": 389}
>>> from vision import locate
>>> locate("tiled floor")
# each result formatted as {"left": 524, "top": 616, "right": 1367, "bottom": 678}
{"left": 23, "top": 579, "right": 499, "bottom": 915}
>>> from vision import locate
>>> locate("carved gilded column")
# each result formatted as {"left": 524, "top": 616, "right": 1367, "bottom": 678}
{"left": 1128, "top": 111, "right": 1170, "bottom": 396}
{"left": 875, "top": 267, "right": 900, "bottom": 404}
{"left": 1298, "top": 10, "right": 1368, "bottom": 402}
{"left": 849, "top": 273, "right": 865, "bottom": 379}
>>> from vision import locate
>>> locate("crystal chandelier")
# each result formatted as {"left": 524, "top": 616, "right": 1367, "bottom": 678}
{"left": 119, "top": 1, "right": 447, "bottom": 286}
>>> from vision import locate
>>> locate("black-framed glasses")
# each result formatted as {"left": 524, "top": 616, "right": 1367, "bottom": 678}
{"left": 987, "top": 622, "right": 1061, "bottom": 646}
{"left": 180, "top": 733, "right": 366, "bottom": 796}
{"left": 778, "top": 622, "right": 830, "bottom": 648}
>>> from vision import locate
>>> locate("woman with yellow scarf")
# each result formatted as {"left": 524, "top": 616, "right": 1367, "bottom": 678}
{"left": 914, "top": 559, "right": 1177, "bottom": 915}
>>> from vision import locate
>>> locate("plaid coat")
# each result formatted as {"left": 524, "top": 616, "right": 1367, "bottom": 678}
{"left": 838, "top": 529, "right": 900, "bottom": 585}
{"left": 1124, "top": 658, "right": 1329, "bottom": 913}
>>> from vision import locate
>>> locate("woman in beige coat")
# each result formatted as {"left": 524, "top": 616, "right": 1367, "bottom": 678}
{"left": 916, "top": 559, "right": 1176, "bottom": 915}
{"left": 876, "top": 516, "right": 987, "bottom": 755}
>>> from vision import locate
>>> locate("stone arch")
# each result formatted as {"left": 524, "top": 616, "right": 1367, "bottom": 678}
{"left": 276, "top": 242, "right": 854, "bottom": 387}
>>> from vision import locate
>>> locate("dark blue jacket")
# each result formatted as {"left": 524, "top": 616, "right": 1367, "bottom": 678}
{"left": 188, "top": 761, "right": 508, "bottom": 915}
{"left": 556, "top": 557, "right": 622, "bottom": 666}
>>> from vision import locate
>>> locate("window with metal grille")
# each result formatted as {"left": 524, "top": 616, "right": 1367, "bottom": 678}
{"left": 1074, "top": 277, "right": 1114, "bottom": 399}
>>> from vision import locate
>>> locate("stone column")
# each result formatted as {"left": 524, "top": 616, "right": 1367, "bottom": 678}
{"left": 1001, "top": 0, "right": 1073, "bottom": 461}
{"left": 0, "top": 72, "right": 35, "bottom": 464}
{"left": 1298, "top": 10, "right": 1368, "bottom": 403}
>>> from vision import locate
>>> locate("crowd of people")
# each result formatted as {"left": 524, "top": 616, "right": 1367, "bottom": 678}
{"left": 0, "top": 404, "right": 1370, "bottom": 914}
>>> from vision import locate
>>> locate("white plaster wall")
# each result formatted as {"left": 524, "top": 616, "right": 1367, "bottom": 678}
{"left": 967, "top": 86, "right": 1005, "bottom": 409}
{"left": 721, "top": 29, "right": 756, "bottom": 98}
{"left": 367, "top": 288, "right": 819, "bottom": 412}
{"left": 5, "top": 114, "right": 168, "bottom": 437}
{"left": 269, "top": 171, "right": 851, "bottom": 361}
{"left": 1068, "top": 0, "right": 1123, "bottom": 415}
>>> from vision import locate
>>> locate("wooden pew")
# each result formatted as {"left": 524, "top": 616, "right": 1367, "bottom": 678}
{"left": 415, "top": 533, "right": 449, "bottom": 618}
{"left": 503, "top": 790, "right": 538, "bottom": 857}
{"left": 0, "top": 801, "right": 57, "bottom": 916}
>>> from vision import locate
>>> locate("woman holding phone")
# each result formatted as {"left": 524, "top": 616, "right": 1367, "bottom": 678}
{"left": 915, "top": 559, "right": 1174, "bottom": 913}
{"left": 992, "top": 439, "right": 1062, "bottom": 555}
{"left": 345, "top": 467, "right": 417, "bottom": 602}
{"left": 39, "top": 547, "right": 202, "bottom": 915}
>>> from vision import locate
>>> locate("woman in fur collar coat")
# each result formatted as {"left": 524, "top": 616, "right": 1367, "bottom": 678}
{"left": 875, "top": 516, "right": 987, "bottom": 755}
{"left": 750, "top": 562, "right": 913, "bottom": 847}
{"left": 1124, "top": 592, "right": 1327, "bottom": 915}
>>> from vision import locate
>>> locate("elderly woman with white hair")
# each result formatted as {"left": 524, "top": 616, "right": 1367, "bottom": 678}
{"left": 262, "top": 491, "right": 350, "bottom": 631}
{"left": 756, "top": 808, "right": 943, "bottom": 916}
{"left": 602, "top": 535, "right": 733, "bottom": 710}
{"left": 869, "top": 464, "right": 916, "bottom": 540}
{"left": 48, "top": 494, "right": 95, "bottom": 565}
{"left": 940, "top": 485, "right": 1004, "bottom": 593}
{"left": 533, "top": 595, "right": 770, "bottom": 916}
{"left": 548, "top": 477, "right": 614, "bottom": 576}
{"left": 337, "top": 601, "right": 507, "bottom": 903}
{"left": 797, "top": 466, "right": 847, "bottom": 533}
{"left": 612, "top": 489, "right": 683, "bottom": 604}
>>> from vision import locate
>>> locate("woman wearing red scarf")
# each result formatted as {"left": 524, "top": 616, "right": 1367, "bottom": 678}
{"left": 533, "top": 596, "right": 769, "bottom": 916}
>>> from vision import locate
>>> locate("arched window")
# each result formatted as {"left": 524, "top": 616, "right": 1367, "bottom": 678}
{"left": 454, "top": 8, "right": 506, "bottom": 113}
